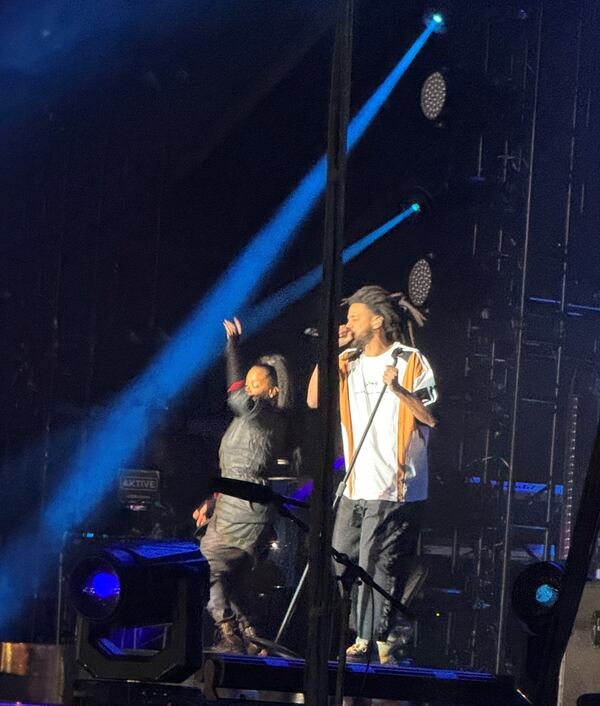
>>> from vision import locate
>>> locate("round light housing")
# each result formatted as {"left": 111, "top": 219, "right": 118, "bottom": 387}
{"left": 420, "top": 71, "right": 447, "bottom": 121}
{"left": 535, "top": 583, "right": 559, "bottom": 608}
{"left": 69, "top": 558, "right": 121, "bottom": 621}
{"left": 408, "top": 258, "right": 432, "bottom": 307}
{"left": 512, "top": 561, "right": 564, "bottom": 634}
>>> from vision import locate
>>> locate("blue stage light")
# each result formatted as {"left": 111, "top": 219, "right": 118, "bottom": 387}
{"left": 68, "top": 540, "right": 207, "bottom": 681}
{"left": 512, "top": 561, "right": 564, "bottom": 634}
{"left": 89, "top": 570, "right": 121, "bottom": 601}
{"left": 423, "top": 11, "right": 445, "bottom": 34}
{"left": 535, "top": 583, "right": 559, "bottom": 608}
{"left": 70, "top": 559, "right": 122, "bottom": 621}
{"left": 341, "top": 204, "right": 418, "bottom": 264}
{"left": 347, "top": 22, "right": 440, "bottom": 151}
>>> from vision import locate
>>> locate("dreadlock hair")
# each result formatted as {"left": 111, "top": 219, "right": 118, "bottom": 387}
{"left": 344, "top": 285, "right": 407, "bottom": 344}
{"left": 255, "top": 354, "right": 293, "bottom": 410}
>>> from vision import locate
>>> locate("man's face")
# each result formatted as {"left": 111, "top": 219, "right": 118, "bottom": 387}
{"left": 245, "top": 365, "right": 278, "bottom": 400}
{"left": 346, "top": 302, "right": 381, "bottom": 348}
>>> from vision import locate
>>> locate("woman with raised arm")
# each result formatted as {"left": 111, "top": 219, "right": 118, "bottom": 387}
{"left": 193, "top": 317, "right": 293, "bottom": 654}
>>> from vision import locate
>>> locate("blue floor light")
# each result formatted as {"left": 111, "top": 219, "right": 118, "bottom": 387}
{"left": 89, "top": 571, "right": 121, "bottom": 601}
{"left": 74, "top": 562, "right": 122, "bottom": 621}
{"left": 512, "top": 561, "right": 564, "bottom": 634}
{"left": 535, "top": 583, "right": 559, "bottom": 609}
{"left": 68, "top": 540, "right": 208, "bottom": 681}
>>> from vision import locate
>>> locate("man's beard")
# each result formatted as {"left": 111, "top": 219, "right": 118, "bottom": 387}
{"left": 352, "top": 329, "right": 374, "bottom": 351}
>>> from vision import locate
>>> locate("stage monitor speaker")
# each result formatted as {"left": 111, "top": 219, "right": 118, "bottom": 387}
{"left": 558, "top": 580, "right": 600, "bottom": 705}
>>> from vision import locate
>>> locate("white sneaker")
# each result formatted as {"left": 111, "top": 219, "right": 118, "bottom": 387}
{"left": 345, "top": 637, "right": 371, "bottom": 661}
{"left": 376, "top": 639, "right": 401, "bottom": 666}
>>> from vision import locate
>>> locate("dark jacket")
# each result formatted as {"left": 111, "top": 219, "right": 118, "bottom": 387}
{"left": 212, "top": 339, "right": 290, "bottom": 553}
{"left": 219, "top": 389, "right": 289, "bottom": 481}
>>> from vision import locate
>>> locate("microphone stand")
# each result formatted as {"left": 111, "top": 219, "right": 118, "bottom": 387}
{"left": 211, "top": 477, "right": 410, "bottom": 702}
{"left": 275, "top": 347, "right": 403, "bottom": 643}
{"left": 270, "top": 498, "right": 410, "bottom": 706}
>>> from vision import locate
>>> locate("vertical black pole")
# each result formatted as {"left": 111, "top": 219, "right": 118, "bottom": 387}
{"left": 304, "top": 1, "right": 353, "bottom": 704}
{"left": 535, "top": 419, "right": 600, "bottom": 704}
{"left": 535, "top": 2, "right": 600, "bottom": 699}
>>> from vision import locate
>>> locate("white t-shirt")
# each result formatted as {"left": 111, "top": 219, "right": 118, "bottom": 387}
{"left": 341, "top": 342, "right": 436, "bottom": 502}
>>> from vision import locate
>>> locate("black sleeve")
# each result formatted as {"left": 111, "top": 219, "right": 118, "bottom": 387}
{"left": 227, "top": 388, "right": 257, "bottom": 417}
{"left": 225, "top": 338, "right": 244, "bottom": 388}
{"left": 415, "top": 386, "right": 436, "bottom": 404}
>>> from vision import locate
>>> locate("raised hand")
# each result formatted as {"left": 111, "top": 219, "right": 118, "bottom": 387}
{"left": 223, "top": 316, "right": 243, "bottom": 341}
{"left": 339, "top": 324, "right": 354, "bottom": 347}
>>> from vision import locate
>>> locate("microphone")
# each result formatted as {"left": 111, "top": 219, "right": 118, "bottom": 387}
{"left": 303, "top": 327, "right": 319, "bottom": 337}
{"left": 210, "top": 477, "right": 309, "bottom": 508}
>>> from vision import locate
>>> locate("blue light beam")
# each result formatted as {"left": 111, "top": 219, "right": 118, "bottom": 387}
{"left": 347, "top": 18, "right": 440, "bottom": 150}
{"left": 243, "top": 204, "right": 420, "bottom": 335}
{"left": 0, "top": 21, "right": 437, "bottom": 630}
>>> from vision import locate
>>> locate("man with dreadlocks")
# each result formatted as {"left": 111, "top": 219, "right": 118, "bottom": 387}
{"left": 193, "top": 316, "right": 294, "bottom": 654}
{"left": 307, "top": 285, "right": 437, "bottom": 665}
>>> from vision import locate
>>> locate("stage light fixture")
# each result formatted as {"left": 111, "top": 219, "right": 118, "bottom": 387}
{"left": 68, "top": 539, "right": 208, "bottom": 682}
{"left": 535, "top": 583, "right": 559, "bottom": 608}
{"left": 420, "top": 70, "right": 447, "bottom": 121}
{"left": 408, "top": 258, "right": 433, "bottom": 307}
{"left": 511, "top": 561, "right": 564, "bottom": 635}
{"left": 70, "top": 558, "right": 121, "bottom": 621}
{"left": 424, "top": 11, "right": 446, "bottom": 32}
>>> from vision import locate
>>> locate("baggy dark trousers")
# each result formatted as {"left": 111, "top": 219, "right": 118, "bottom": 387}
{"left": 331, "top": 496, "right": 422, "bottom": 641}
{"left": 200, "top": 519, "right": 255, "bottom": 626}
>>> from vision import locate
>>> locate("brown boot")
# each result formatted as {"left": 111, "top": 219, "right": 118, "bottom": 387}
{"left": 213, "top": 620, "right": 246, "bottom": 654}
{"left": 239, "top": 622, "right": 267, "bottom": 657}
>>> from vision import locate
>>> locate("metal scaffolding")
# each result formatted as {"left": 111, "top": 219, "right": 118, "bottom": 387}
{"left": 447, "top": 0, "right": 600, "bottom": 673}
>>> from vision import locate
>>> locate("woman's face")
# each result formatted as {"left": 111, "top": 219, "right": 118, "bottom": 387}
{"left": 245, "top": 365, "right": 278, "bottom": 400}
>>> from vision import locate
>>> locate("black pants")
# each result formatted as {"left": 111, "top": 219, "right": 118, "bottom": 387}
{"left": 200, "top": 519, "right": 255, "bottom": 626}
{"left": 331, "top": 496, "right": 422, "bottom": 641}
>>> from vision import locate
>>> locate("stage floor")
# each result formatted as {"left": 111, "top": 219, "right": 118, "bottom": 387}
{"left": 0, "top": 650, "right": 529, "bottom": 706}
{"left": 198, "top": 652, "right": 527, "bottom": 705}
